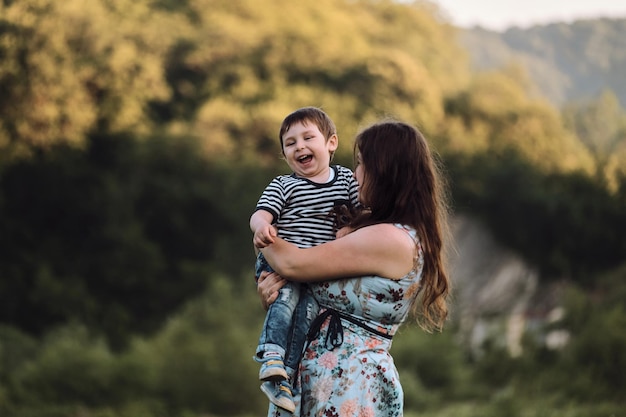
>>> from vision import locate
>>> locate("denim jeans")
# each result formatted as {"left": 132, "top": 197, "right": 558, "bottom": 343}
{"left": 255, "top": 253, "right": 319, "bottom": 373}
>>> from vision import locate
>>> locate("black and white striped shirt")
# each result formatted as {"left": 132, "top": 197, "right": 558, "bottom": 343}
{"left": 255, "top": 165, "right": 359, "bottom": 248}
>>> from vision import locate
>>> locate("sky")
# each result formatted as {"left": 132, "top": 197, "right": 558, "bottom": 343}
{"left": 434, "top": 0, "right": 626, "bottom": 31}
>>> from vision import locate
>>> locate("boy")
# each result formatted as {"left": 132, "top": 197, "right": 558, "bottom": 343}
{"left": 251, "top": 107, "right": 359, "bottom": 412}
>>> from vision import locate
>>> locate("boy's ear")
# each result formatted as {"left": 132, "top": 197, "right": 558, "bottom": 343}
{"left": 328, "top": 133, "right": 339, "bottom": 151}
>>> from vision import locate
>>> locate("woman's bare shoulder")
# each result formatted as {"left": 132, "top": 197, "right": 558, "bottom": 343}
{"left": 345, "top": 223, "right": 415, "bottom": 279}
{"left": 352, "top": 223, "right": 412, "bottom": 241}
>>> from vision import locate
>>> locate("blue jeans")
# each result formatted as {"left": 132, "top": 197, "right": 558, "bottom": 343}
{"left": 255, "top": 253, "right": 319, "bottom": 374}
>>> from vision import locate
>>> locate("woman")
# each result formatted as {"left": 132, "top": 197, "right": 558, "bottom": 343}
{"left": 258, "top": 120, "right": 451, "bottom": 417}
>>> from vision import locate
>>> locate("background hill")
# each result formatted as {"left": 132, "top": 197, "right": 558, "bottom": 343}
{"left": 460, "top": 18, "right": 626, "bottom": 107}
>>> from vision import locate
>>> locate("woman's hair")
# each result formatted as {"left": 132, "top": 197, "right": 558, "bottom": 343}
{"left": 351, "top": 120, "right": 451, "bottom": 331}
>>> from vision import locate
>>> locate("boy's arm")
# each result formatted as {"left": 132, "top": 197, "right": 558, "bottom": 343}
{"left": 250, "top": 209, "right": 277, "bottom": 249}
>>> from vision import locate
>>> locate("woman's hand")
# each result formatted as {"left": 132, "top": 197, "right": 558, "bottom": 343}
{"left": 257, "top": 270, "right": 287, "bottom": 310}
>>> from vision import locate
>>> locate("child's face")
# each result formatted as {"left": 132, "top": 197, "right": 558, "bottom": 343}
{"left": 281, "top": 121, "right": 337, "bottom": 181}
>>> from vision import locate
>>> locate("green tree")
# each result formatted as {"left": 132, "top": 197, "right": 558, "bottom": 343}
{"left": 0, "top": 0, "right": 177, "bottom": 156}
{"left": 447, "top": 150, "right": 626, "bottom": 281}
{"left": 0, "top": 133, "right": 231, "bottom": 349}
{"left": 562, "top": 90, "right": 626, "bottom": 187}
{"left": 154, "top": 0, "right": 470, "bottom": 164}
{"left": 442, "top": 65, "right": 595, "bottom": 174}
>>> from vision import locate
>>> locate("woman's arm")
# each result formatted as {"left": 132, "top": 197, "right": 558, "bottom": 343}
{"left": 260, "top": 223, "right": 415, "bottom": 281}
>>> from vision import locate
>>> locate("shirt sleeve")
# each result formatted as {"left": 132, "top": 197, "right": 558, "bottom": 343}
{"left": 255, "top": 177, "right": 286, "bottom": 224}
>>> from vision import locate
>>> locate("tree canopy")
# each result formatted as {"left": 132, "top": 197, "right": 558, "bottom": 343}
{"left": 1, "top": 0, "right": 624, "bottom": 346}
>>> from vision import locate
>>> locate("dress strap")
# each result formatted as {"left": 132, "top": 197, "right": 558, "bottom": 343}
{"left": 306, "top": 308, "right": 392, "bottom": 351}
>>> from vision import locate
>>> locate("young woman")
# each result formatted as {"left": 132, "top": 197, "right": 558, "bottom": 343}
{"left": 258, "top": 120, "right": 451, "bottom": 417}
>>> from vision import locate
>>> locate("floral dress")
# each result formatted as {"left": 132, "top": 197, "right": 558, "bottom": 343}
{"left": 268, "top": 224, "right": 424, "bottom": 417}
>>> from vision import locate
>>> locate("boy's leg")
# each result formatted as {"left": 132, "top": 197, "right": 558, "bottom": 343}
{"left": 283, "top": 284, "right": 320, "bottom": 374}
{"left": 255, "top": 253, "right": 300, "bottom": 381}
{"left": 254, "top": 252, "right": 271, "bottom": 280}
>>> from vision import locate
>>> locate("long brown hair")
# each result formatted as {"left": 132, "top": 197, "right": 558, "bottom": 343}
{"left": 351, "top": 120, "right": 451, "bottom": 331}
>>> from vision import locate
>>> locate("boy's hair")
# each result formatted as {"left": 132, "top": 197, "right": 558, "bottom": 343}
{"left": 278, "top": 107, "right": 337, "bottom": 150}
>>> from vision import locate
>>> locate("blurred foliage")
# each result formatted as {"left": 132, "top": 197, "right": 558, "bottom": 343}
{"left": 0, "top": 133, "right": 243, "bottom": 350}
{"left": 0, "top": 274, "right": 267, "bottom": 416}
{"left": 446, "top": 149, "right": 626, "bottom": 281}
{"left": 0, "top": 0, "right": 179, "bottom": 156}
{"left": 441, "top": 66, "right": 595, "bottom": 173}
{"left": 562, "top": 90, "right": 626, "bottom": 188}
{"left": 0, "top": 0, "right": 625, "bottom": 416}
{"left": 2, "top": 270, "right": 625, "bottom": 416}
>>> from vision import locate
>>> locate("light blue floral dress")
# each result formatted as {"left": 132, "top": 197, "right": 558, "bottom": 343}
{"left": 268, "top": 224, "right": 424, "bottom": 417}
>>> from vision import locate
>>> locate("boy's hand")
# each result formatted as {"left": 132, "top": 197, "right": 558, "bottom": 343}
{"left": 336, "top": 226, "right": 354, "bottom": 239}
{"left": 253, "top": 224, "right": 278, "bottom": 248}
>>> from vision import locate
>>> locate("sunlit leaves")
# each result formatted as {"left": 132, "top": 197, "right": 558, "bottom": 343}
{"left": 163, "top": 0, "right": 467, "bottom": 162}
{"left": 0, "top": 0, "right": 176, "bottom": 152}
{"left": 442, "top": 68, "right": 595, "bottom": 173}
{"left": 562, "top": 90, "right": 626, "bottom": 188}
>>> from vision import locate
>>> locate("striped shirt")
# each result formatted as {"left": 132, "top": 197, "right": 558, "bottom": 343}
{"left": 255, "top": 165, "right": 359, "bottom": 248}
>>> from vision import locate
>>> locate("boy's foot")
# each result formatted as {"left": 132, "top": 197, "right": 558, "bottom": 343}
{"left": 260, "top": 380, "right": 296, "bottom": 413}
{"left": 259, "top": 358, "right": 289, "bottom": 381}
